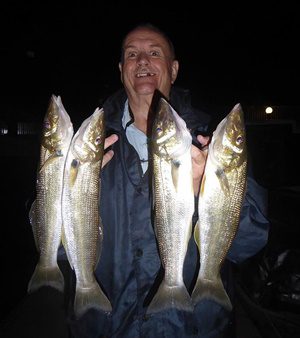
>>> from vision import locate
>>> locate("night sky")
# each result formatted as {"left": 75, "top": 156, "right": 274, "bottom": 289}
{"left": 1, "top": 2, "right": 300, "bottom": 125}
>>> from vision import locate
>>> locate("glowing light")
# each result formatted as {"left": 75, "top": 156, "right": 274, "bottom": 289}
{"left": 0, "top": 128, "right": 8, "bottom": 135}
{"left": 265, "top": 107, "right": 273, "bottom": 114}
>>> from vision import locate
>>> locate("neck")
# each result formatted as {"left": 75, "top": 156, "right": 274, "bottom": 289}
{"left": 128, "top": 96, "right": 152, "bottom": 135}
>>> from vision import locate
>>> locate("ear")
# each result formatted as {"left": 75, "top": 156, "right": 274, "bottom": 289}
{"left": 171, "top": 60, "right": 179, "bottom": 84}
{"left": 118, "top": 62, "right": 123, "bottom": 83}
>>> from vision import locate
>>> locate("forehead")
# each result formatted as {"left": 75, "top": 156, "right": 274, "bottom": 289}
{"left": 123, "top": 28, "right": 169, "bottom": 50}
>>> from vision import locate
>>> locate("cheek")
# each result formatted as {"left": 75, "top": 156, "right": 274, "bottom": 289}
{"left": 123, "top": 65, "right": 135, "bottom": 81}
{"left": 161, "top": 69, "right": 173, "bottom": 86}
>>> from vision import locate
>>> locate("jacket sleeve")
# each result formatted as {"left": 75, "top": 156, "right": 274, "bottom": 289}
{"left": 227, "top": 176, "right": 270, "bottom": 263}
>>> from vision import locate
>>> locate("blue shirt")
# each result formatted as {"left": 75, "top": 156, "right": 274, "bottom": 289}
{"left": 122, "top": 100, "right": 149, "bottom": 174}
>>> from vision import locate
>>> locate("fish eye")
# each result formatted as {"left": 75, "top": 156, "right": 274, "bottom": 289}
{"left": 44, "top": 120, "right": 51, "bottom": 129}
{"left": 236, "top": 135, "right": 243, "bottom": 145}
{"left": 95, "top": 136, "right": 102, "bottom": 145}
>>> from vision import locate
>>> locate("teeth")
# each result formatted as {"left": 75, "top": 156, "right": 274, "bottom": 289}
{"left": 137, "top": 73, "right": 154, "bottom": 77}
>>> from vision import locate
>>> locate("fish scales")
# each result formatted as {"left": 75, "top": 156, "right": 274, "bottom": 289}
{"left": 28, "top": 95, "right": 73, "bottom": 293}
{"left": 147, "top": 97, "right": 194, "bottom": 314}
{"left": 62, "top": 107, "right": 112, "bottom": 318}
{"left": 153, "top": 159, "right": 189, "bottom": 280}
{"left": 192, "top": 103, "right": 247, "bottom": 311}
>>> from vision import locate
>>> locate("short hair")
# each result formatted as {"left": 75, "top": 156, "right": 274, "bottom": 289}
{"left": 120, "top": 23, "right": 176, "bottom": 63}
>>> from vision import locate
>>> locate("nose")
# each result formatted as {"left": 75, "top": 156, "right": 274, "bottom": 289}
{"left": 137, "top": 52, "right": 149, "bottom": 65}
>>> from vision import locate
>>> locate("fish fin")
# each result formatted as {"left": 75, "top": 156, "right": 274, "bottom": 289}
{"left": 74, "top": 281, "right": 112, "bottom": 318}
{"left": 69, "top": 159, "right": 80, "bottom": 186}
{"left": 215, "top": 168, "right": 230, "bottom": 195}
{"left": 146, "top": 280, "right": 193, "bottom": 314}
{"left": 29, "top": 200, "right": 39, "bottom": 251}
{"left": 191, "top": 276, "right": 232, "bottom": 311}
{"left": 171, "top": 159, "right": 181, "bottom": 191}
{"left": 61, "top": 224, "right": 74, "bottom": 270}
{"left": 193, "top": 221, "right": 200, "bottom": 250}
{"left": 95, "top": 223, "right": 103, "bottom": 268}
{"left": 27, "top": 262, "right": 64, "bottom": 293}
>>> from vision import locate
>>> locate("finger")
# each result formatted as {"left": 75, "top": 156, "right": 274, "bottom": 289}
{"left": 197, "top": 134, "right": 210, "bottom": 148}
{"left": 102, "top": 149, "right": 114, "bottom": 168}
{"left": 191, "top": 144, "right": 206, "bottom": 163}
{"left": 191, "top": 144, "right": 201, "bottom": 159}
{"left": 104, "top": 134, "right": 118, "bottom": 150}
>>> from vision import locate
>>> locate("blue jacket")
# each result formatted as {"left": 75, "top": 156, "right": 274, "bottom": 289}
{"left": 67, "top": 87, "right": 269, "bottom": 338}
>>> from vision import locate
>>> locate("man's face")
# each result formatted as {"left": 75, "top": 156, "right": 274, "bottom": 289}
{"left": 119, "top": 28, "right": 179, "bottom": 100}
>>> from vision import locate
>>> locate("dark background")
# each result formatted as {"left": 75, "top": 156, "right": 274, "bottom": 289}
{"left": 2, "top": 2, "right": 300, "bottom": 118}
{"left": 1, "top": 2, "right": 299, "bottom": 337}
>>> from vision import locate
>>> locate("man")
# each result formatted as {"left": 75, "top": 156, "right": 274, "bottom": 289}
{"left": 68, "top": 23, "right": 269, "bottom": 337}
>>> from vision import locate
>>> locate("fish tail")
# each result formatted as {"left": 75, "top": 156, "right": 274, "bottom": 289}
{"left": 27, "top": 262, "right": 64, "bottom": 293}
{"left": 191, "top": 276, "right": 232, "bottom": 311}
{"left": 74, "top": 281, "right": 112, "bottom": 318}
{"left": 146, "top": 280, "right": 193, "bottom": 315}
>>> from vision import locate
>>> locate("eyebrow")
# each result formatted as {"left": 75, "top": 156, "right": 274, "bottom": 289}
{"left": 124, "top": 43, "right": 163, "bottom": 50}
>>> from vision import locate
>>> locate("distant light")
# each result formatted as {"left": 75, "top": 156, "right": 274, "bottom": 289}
{"left": 265, "top": 106, "right": 273, "bottom": 114}
{"left": 0, "top": 128, "right": 8, "bottom": 135}
{"left": 17, "top": 122, "right": 37, "bottom": 135}
{"left": 0, "top": 121, "right": 8, "bottom": 135}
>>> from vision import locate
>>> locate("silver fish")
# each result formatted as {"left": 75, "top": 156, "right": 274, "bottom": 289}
{"left": 191, "top": 103, "right": 247, "bottom": 311}
{"left": 147, "top": 97, "right": 194, "bottom": 314}
{"left": 61, "top": 108, "right": 112, "bottom": 318}
{"left": 28, "top": 95, "right": 74, "bottom": 293}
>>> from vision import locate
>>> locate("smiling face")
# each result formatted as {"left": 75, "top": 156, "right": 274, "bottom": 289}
{"left": 119, "top": 26, "right": 179, "bottom": 100}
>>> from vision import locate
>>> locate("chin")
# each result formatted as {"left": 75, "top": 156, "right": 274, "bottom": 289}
{"left": 135, "top": 83, "right": 157, "bottom": 95}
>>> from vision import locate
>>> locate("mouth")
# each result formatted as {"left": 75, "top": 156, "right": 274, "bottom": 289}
{"left": 136, "top": 72, "right": 155, "bottom": 78}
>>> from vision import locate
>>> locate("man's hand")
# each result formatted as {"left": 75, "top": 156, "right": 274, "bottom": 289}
{"left": 191, "top": 134, "right": 210, "bottom": 196}
{"left": 102, "top": 134, "right": 118, "bottom": 168}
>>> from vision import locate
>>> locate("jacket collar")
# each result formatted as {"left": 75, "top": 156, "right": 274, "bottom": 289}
{"left": 102, "top": 86, "right": 210, "bottom": 134}
{"left": 102, "top": 88, "right": 127, "bottom": 133}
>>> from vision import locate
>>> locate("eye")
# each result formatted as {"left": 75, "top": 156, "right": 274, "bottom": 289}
{"left": 150, "top": 50, "right": 160, "bottom": 57}
{"left": 95, "top": 136, "right": 102, "bottom": 145}
{"left": 156, "top": 127, "right": 162, "bottom": 133}
{"left": 127, "top": 51, "right": 137, "bottom": 58}
{"left": 236, "top": 135, "right": 243, "bottom": 145}
{"left": 44, "top": 120, "right": 51, "bottom": 129}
